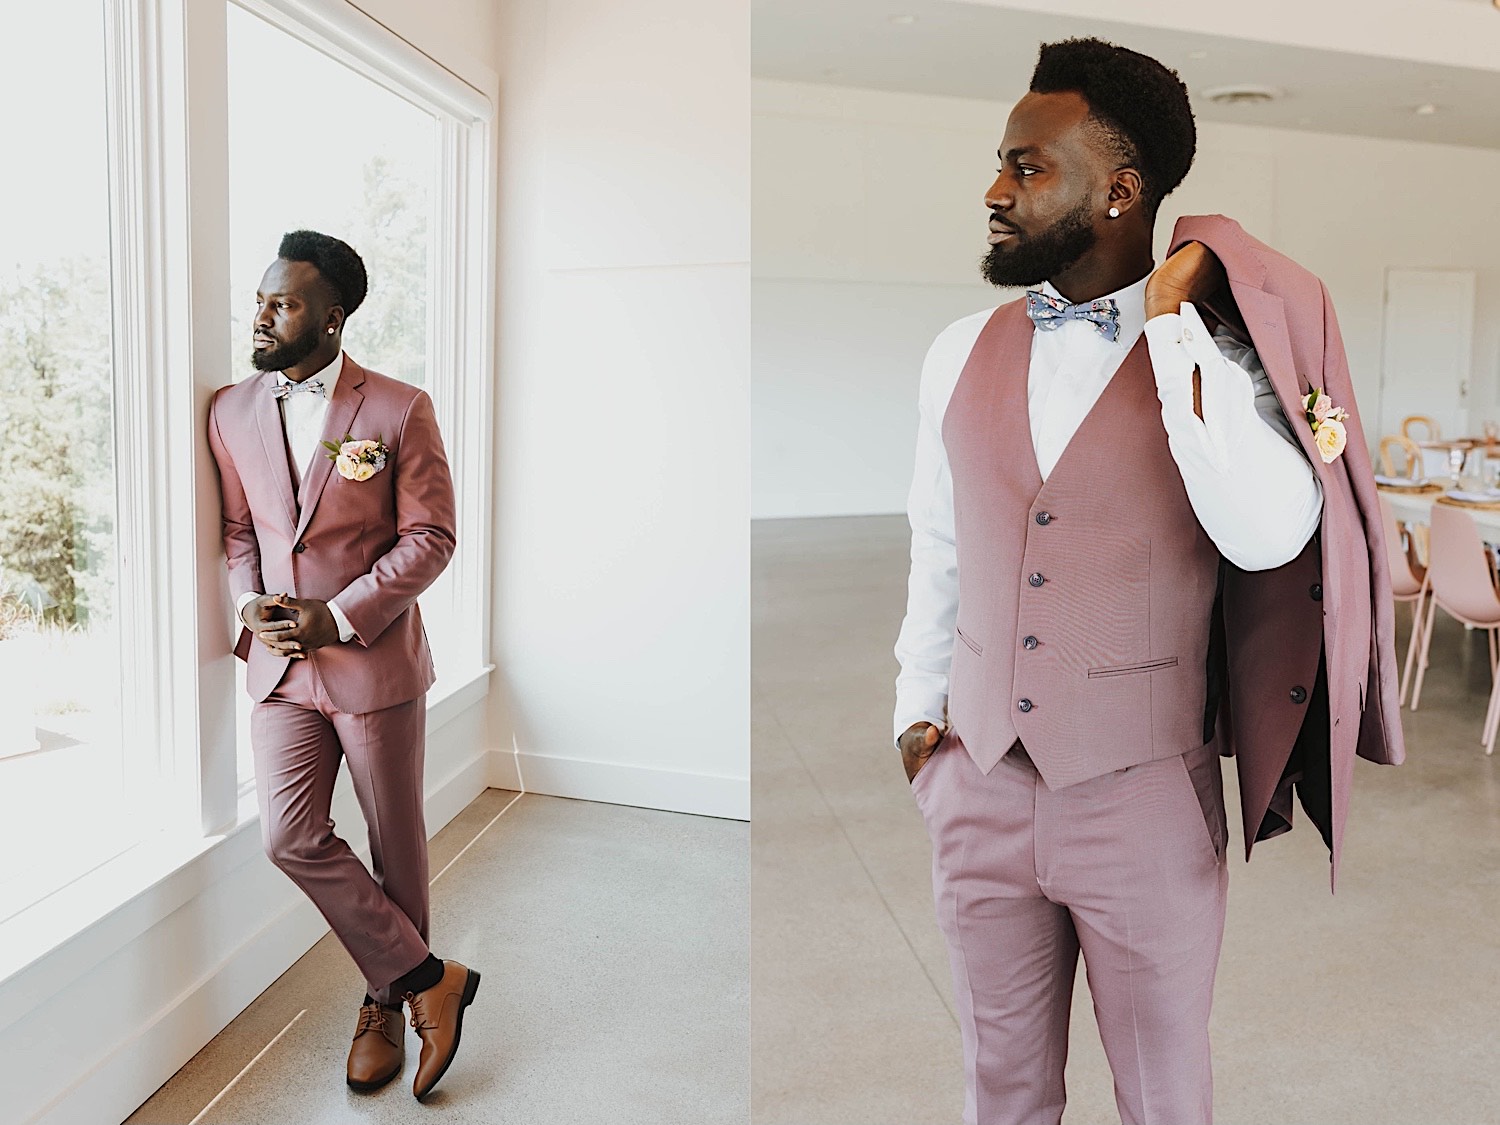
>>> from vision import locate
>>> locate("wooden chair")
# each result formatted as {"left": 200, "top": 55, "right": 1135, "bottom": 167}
{"left": 1410, "top": 503, "right": 1500, "bottom": 754}
{"left": 1401, "top": 415, "right": 1441, "bottom": 442}
{"left": 1379, "top": 434, "right": 1423, "bottom": 479}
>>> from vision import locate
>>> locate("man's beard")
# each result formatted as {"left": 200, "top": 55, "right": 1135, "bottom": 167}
{"left": 981, "top": 196, "right": 1098, "bottom": 288}
{"left": 250, "top": 324, "right": 322, "bottom": 373}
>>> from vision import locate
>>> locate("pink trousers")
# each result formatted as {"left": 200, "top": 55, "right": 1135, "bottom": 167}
{"left": 252, "top": 656, "right": 431, "bottom": 1005}
{"left": 912, "top": 734, "right": 1229, "bottom": 1125}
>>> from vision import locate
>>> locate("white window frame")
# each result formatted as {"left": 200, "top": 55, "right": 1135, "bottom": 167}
{"left": 0, "top": 0, "right": 495, "bottom": 1000}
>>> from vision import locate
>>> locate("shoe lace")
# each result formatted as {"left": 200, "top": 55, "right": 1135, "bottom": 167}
{"left": 356, "top": 1003, "right": 389, "bottom": 1035}
{"left": 404, "top": 990, "right": 435, "bottom": 1032}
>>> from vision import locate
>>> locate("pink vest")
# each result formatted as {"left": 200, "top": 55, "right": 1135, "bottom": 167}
{"left": 943, "top": 298, "right": 1222, "bottom": 789}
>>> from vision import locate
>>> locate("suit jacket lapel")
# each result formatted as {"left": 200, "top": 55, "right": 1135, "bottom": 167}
{"left": 294, "top": 355, "right": 366, "bottom": 543}
{"left": 1231, "top": 283, "right": 1325, "bottom": 471}
{"left": 252, "top": 371, "right": 301, "bottom": 531}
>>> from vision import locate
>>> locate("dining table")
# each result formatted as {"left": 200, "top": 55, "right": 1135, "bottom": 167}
{"left": 1377, "top": 481, "right": 1500, "bottom": 570}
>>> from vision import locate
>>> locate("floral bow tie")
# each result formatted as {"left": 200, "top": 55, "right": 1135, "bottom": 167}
{"left": 1025, "top": 290, "right": 1121, "bottom": 343}
{"left": 271, "top": 378, "right": 325, "bottom": 400}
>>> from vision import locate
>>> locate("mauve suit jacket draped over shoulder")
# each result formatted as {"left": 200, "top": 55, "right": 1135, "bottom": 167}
{"left": 206, "top": 355, "right": 457, "bottom": 716}
{"left": 1171, "top": 214, "right": 1404, "bottom": 883}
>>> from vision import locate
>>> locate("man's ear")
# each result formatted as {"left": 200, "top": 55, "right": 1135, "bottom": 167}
{"left": 1106, "top": 167, "right": 1144, "bottom": 219}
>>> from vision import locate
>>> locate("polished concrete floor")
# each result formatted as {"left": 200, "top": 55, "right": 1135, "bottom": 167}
{"left": 752, "top": 515, "right": 1500, "bottom": 1125}
{"left": 128, "top": 789, "right": 748, "bottom": 1124}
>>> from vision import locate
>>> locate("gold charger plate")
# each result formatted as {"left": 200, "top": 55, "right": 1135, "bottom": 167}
{"left": 1435, "top": 494, "right": 1500, "bottom": 511}
{"left": 1376, "top": 481, "right": 1443, "bottom": 494}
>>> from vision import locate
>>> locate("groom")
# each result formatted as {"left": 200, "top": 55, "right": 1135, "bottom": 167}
{"left": 894, "top": 39, "right": 1402, "bottom": 1125}
{"left": 207, "top": 230, "right": 479, "bottom": 1100}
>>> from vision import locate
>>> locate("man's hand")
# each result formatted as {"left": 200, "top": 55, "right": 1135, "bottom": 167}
{"left": 900, "top": 721, "right": 946, "bottom": 783}
{"left": 1146, "top": 240, "right": 1248, "bottom": 339}
{"left": 243, "top": 593, "right": 340, "bottom": 658}
{"left": 1145, "top": 240, "right": 1227, "bottom": 320}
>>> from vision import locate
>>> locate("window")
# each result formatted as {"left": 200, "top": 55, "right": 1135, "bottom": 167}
{"left": 0, "top": 0, "right": 134, "bottom": 918}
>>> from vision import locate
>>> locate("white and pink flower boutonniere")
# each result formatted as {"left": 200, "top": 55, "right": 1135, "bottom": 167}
{"left": 322, "top": 433, "right": 389, "bottom": 481}
{"left": 1301, "top": 388, "right": 1349, "bottom": 464}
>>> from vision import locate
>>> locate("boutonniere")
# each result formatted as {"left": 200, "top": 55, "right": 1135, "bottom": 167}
{"left": 321, "top": 433, "right": 389, "bottom": 481}
{"left": 1301, "top": 388, "right": 1349, "bottom": 464}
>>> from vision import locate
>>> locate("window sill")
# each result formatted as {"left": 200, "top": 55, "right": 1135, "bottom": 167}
{"left": 0, "top": 663, "right": 493, "bottom": 1027}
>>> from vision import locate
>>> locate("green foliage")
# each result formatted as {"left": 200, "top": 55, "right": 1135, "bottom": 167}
{"left": 344, "top": 154, "right": 430, "bottom": 387}
{"left": 0, "top": 256, "right": 115, "bottom": 627}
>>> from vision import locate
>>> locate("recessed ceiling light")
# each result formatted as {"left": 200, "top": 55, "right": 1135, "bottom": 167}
{"left": 1203, "top": 84, "right": 1281, "bottom": 106}
{"left": 1415, "top": 103, "right": 1439, "bottom": 116}
{"left": 889, "top": 14, "right": 918, "bottom": 24}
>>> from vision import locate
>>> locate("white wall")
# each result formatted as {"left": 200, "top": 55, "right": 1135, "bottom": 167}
{"left": 752, "top": 77, "right": 1500, "bottom": 518}
{"left": 489, "top": 0, "right": 750, "bottom": 817}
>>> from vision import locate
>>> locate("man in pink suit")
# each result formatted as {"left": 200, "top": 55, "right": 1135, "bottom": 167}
{"left": 207, "top": 231, "right": 479, "bottom": 1101}
{"left": 894, "top": 40, "right": 1403, "bottom": 1125}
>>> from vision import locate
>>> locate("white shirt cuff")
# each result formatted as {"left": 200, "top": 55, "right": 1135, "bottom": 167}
{"left": 328, "top": 600, "right": 356, "bottom": 644}
{"left": 235, "top": 590, "right": 260, "bottom": 626}
{"left": 893, "top": 691, "right": 948, "bottom": 749}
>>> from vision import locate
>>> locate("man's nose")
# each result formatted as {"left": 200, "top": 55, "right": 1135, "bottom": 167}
{"left": 984, "top": 175, "right": 1013, "bottom": 212}
{"left": 253, "top": 305, "right": 273, "bottom": 330}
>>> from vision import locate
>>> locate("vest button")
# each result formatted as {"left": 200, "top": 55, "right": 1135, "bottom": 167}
{"left": 1028, "top": 573, "right": 1045, "bottom": 587}
{"left": 1017, "top": 698, "right": 1034, "bottom": 713}
{"left": 1023, "top": 635, "right": 1038, "bottom": 650}
{"left": 293, "top": 542, "right": 306, "bottom": 554}
{"left": 1290, "top": 685, "right": 1308, "bottom": 705}
{"left": 1035, "top": 511, "right": 1052, "bottom": 526}
{"left": 1309, "top": 583, "right": 1322, "bottom": 601}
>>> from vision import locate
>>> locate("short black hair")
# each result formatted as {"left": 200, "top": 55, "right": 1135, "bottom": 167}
{"left": 1029, "top": 37, "right": 1196, "bottom": 217}
{"left": 277, "top": 230, "right": 368, "bottom": 318}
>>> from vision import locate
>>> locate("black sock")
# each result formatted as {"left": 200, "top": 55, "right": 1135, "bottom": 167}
{"left": 363, "top": 993, "right": 377, "bottom": 1006}
{"left": 390, "top": 953, "right": 444, "bottom": 998}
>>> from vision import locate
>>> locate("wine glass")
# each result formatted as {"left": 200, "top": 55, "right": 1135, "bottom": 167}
{"left": 1449, "top": 445, "right": 1465, "bottom": 484}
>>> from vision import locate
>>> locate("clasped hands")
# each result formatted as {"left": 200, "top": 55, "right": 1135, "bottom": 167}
{"left": 241, "top": 593, "right": 340, "bottom": 658}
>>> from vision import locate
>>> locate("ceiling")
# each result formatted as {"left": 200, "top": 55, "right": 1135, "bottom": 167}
{"left": 752, "top": 0, "right": 1500, "bottom": 150}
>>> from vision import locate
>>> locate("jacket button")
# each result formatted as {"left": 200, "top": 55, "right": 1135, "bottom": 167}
{"left": 1023, "top": 635, "right": 1038, "bottom": 650}
{"left": 293, "top": 542, "right": 306, "bottom": 554}
{"left": 1017, "top": 698, "right": 1033, "bottom": 713}
{"left": 1290, "top": 685, "right": 1308, "bottom": 705}
{"left": 1035, "top": 511, "right": 1052, "bottom": 526}
{"left": 1309, "top": 583, "right": 1322, "bottom": 601}
{"left": 1028, "top": 573, "right": 1045, "bottom": 587}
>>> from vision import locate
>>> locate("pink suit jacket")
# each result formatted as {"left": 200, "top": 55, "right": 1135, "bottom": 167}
{"left": 207, "top": 355, "right": 457, "bottom": 715}
{"left": 1172, "top": 215, "right": 1405, "bottom": 882}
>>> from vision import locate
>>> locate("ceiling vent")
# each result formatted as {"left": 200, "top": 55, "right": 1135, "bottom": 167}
{"left": 1203, "top": 84, "right": 1281, "bottom": 106}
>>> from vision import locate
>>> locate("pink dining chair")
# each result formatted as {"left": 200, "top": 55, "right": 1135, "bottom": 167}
{"left": 1380, "top": 496, "right": 1428, "bottom": 706}
{"left": 1410, "top": 502, "right": 1500, "bottom": 754}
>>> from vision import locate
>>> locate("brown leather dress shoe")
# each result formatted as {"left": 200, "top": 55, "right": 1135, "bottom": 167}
{"left": 347, "top": 1001, "right": 405, "bottom": 1091}
{"left": 405, "top": 960, "right": 482, "bottom": 1100}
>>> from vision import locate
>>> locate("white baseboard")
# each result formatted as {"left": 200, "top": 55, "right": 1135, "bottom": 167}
{"left": 24, "top": 746, "right": 493, "bottom": 1125}
{"left": 495, "top": 748, "right": 748, "bottom": 821}
{"left": 33, "top": 890, "right": 330, "bottom": 1125}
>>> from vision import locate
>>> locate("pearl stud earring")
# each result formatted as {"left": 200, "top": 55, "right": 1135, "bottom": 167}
{"left": 1108, "top": 206, "right": 1120, "bottom": 218}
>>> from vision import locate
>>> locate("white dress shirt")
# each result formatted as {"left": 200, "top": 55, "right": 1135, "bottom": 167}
{"left": 892, "top": 275, "right": 1324, "bottom": 744}
{"left": 234, "top": 350, "right": 356, "bottom": 643}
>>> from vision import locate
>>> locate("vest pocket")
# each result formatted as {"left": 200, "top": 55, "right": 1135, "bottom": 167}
{"left": 1086, "top": 656, "right": 1178, "bottom": 679}
{"left": 955, "top": 626, "right": 983, "bottom": 656}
